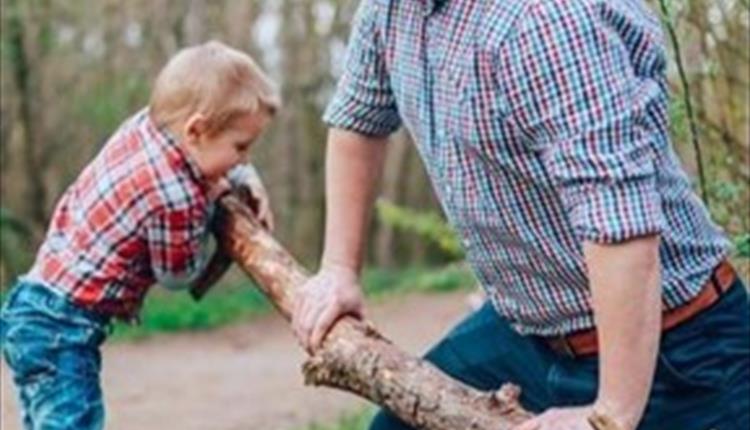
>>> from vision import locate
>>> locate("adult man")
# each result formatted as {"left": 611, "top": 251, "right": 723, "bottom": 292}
{"left": 292, "top": 1, "right": 750, "bottom": 429}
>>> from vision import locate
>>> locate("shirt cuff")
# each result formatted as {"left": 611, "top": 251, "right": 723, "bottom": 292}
{"left": 565, "top": 175, "right": 664, "bottom": 244}
{"left": 226, "top": 164, "right": 256, "bottom": 189}
{"left": 323, "top": 89, "right": 401, "bottom": 137}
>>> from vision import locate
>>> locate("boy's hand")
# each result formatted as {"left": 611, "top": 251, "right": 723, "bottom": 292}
{"left": 207, "top": 177, "right": 232, "bottom": 201}
{"left": 228, "top": 164, "right": 275, "bottom": 231}
{"left": 292, "top": 264, "right": 365, "bottom": 353}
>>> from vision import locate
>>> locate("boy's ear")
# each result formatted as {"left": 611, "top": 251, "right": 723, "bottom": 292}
{"left": 184, "top": 113, "right": 209, "bottom": 142}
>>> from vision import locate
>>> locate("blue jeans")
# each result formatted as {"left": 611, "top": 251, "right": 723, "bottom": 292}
{"left": 371, "top": 278, "right": 750, "bottom": 430}
{"left": 1, "top": 281, "right": 110, "bottom": 430}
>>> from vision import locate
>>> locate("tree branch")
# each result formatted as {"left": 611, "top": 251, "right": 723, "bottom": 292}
{"left": 216, "top": 195, "right": 533, "bottom": 430}
{"left": 658, "top": 0, "right": 710, "bottom": 206}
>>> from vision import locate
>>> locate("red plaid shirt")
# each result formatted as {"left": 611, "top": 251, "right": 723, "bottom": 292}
{"left": 24, "top": 109, "right": 214, "bottom": 319}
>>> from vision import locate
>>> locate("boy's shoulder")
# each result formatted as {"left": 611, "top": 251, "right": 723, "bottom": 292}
{"left": 92, "top": 109, "right": 207, "bottom": 218}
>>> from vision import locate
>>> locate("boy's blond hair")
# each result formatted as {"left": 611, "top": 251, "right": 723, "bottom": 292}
{"left": 150, "top": 41, "right": 281, "bottom": 132}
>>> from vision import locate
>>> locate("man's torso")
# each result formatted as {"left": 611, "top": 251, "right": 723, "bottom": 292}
{"left": 335, "top": 0, "right": 730, "bottom": 334}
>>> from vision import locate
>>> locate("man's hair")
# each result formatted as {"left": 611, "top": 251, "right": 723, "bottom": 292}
{"left": 150, "top": 40, "right": 281, "bottom": 132}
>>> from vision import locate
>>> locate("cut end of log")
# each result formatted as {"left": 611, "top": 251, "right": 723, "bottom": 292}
{"left": 493, "top": 384, "right": 521, "bottom": 405}
{"left": 301, "top": 357, "right": 327, "bottom": 386}
{"left": 487, "top": 384, "right": 534, "bottom": 422}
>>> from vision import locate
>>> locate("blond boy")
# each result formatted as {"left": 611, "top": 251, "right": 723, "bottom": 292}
{"left": 0, "top": 41, "right": 280, "bottom": 430}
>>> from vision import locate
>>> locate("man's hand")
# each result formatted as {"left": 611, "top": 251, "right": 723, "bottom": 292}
{"left": 515, "top": 406, "right": 594, "bottom": 430}
{"left": 292, "top": 264, "right": 365, "bottom": 353}
{"left": 515, "top": 405, "right": 628, "bottom": 430}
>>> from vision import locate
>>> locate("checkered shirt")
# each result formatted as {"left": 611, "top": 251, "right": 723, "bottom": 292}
{"left": 324, "top": 0, "right": 730, "bottom": 335}
{"left": 24, "top": 109, "right": 215, "bottom": 319}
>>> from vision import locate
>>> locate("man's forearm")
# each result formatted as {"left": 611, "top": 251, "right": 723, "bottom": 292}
{"left": 321, "top": 128, "right": 388, "bottom": 273}
{"left": 585, "top": 235, "right": 662, "bottom": 429}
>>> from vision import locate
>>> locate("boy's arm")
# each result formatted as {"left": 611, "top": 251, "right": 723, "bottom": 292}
{"left": 188, "top": 241, "right": 233, "bottom": 300}
{"left": 146, "top": 180, "right": 233, "bottom": 292}
{"left": 188, "top": 169, "right": 275, "bottom": 300}
{"left": 145, "top": 205, "right": 213, "bottom": 291}
{"left": 227, "top": 163, "right": 274, "bottom": 230}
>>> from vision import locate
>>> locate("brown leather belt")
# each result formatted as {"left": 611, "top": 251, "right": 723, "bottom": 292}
{"left": 544, "top": 260, "right": 737, "bottom": 358}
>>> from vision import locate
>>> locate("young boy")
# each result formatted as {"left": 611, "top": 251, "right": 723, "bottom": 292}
{"left": 0, "top": 41, "right": 281, "bottom": 430}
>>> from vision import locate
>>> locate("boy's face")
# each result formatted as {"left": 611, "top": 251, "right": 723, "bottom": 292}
{"left": 182, "top": 110, "right": 271, "bottom": 181}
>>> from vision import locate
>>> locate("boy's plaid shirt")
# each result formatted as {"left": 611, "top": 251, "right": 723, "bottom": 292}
{"left": 324, "top": 0, "right": 730, "bottom": 335}
{"left": 24, "top": 109, "right": 214, "bottom": 319}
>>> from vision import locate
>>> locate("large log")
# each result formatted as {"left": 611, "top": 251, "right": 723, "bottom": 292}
{"left": 217, "top": 195, "right": 533, "bottom": 429}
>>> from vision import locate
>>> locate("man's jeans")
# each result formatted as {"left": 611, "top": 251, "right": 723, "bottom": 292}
{"left": 1, "top": 281, "right": 110, "bottom": 430}
{"left": 371, "top": 278, "right": 750, "bottom": 430}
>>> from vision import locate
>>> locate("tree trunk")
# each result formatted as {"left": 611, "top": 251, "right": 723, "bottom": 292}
{"left": 6, "top": 0, "right": 49, "bottom": 235}
{"left": 216, "top": 195, "right": 533, "bottom": 430}
{"left": 183, "top": 0, "right": 206, "bottom": 46}
{"left": 374, "top": 130, "right": 411, "bottom": 267}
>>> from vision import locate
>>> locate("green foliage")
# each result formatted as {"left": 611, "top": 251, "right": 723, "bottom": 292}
{"left": 73, "top": 74, "right": 149, "bottom": 137}
{"left": 0, "top": 207, "right": 33, "bottom": 286}
{"left": 706, "top": 178, "right": 748, "bottom": 235}
{"left": 108, "top": 264, "right": 475, "bottom": 341}
{"left": 0, "top": 2, "right": 23, "bottom": 67}
{"left": 668, "top": 94, "right": 747, "bottom": 240}
{"left": 111, "top": 279, "right": 271, "bottom": 341}
{"left": 304, "top": 408, "right": 375, "bottom": 430}
{"left": 667, "top": 96, "right": 689, "bottom": 146}
{"left": 363, "top": 263, "right": 475, "bottom": 297}
{"left": 734, "top": 233, "right": 750, "bottom": 259}
{"left": 376, "top": 199, "right": 464, "bottom": 260}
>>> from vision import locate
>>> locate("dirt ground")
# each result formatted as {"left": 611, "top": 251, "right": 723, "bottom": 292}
{"left": 1, "top": 292, "right": 471, "bottom": 430}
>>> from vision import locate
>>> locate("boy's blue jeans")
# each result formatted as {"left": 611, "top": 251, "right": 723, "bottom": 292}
{"left": 371, "top": 278, "right": 750, "bottom": 430}
{"left": 1, "top": 281, "right": 110, "bottom": 430}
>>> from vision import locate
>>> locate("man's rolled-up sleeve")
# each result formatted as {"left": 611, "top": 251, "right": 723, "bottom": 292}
{"left": 498, "top": 2, "right": 665, "bottom": 243}
{"left": 323, "top": 0, "right": 401, "bottom": 136}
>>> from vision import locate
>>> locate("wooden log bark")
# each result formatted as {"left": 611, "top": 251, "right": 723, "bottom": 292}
{"left": 217, "top": 195, "right": 533, "bottom": 429}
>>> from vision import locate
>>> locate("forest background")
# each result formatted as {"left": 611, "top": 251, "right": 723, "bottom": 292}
{"left": 0, "top": 0, "right": 748, "bottom": 331}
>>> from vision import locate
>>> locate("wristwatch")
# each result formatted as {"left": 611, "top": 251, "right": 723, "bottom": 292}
{"left": 588, "top": 411, "right": 624, "bottom": 430}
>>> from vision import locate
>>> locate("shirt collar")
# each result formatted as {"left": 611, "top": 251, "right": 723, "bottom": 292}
{"left": 142, "top": 109, "right": 209, "bottom": 191}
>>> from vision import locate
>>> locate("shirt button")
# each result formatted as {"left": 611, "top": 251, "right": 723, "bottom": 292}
{"left": 463, "top": 238, "right": 472, "bottom": 248}
{"left": 445, "top": 185, "right": 452, "bottom": 195}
